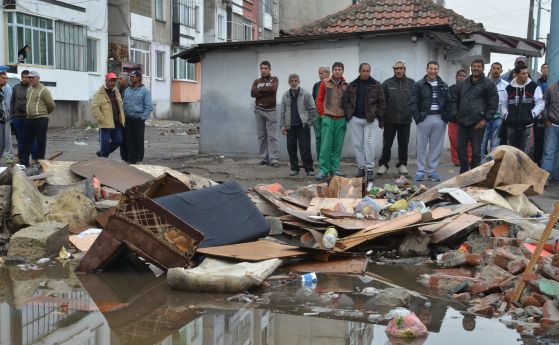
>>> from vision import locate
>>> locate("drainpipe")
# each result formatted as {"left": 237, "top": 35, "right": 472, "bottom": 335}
{"left": 549, "top": 0, "right": 559, "bottom": 84}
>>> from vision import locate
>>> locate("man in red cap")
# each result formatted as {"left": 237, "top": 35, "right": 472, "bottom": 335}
{"left": 91, "top": 72, "right": 125, "bottom": 158}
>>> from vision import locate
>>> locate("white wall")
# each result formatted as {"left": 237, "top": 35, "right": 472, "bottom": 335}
{"left": 0, "top": 304, "right": 10, "bottom": 345}
{"left": 86, "top": 0, "right": 109, "bottom": 98}
{"left": 15, "top": 0, "right": 87, "bottom": 24}
{"left": 151, "top": 43, "right": 171, "bottom": 118}
{"left": 131, "top": 13, "right": 153, "bottom": 41}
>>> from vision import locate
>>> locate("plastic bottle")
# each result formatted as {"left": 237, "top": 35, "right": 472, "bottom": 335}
{"left": 322, "top": 226, "right": 338, "bottom": 249}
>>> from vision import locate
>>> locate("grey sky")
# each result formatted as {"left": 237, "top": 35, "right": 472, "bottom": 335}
{"left": 445, "top": 0, "right": 551, "bottom": 73}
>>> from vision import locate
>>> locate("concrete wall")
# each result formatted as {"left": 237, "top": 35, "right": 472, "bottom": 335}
{"left": 108, "top": 0, "right": 130, "bottom": 45}
{"left": 279, "top": 0, "right": 353, "bottom": 31}
{"left": 199, "top": 34, "right": 468, "bottom": 159}
{"left": 151, "top": 43, "right": 172, "bottom": 119}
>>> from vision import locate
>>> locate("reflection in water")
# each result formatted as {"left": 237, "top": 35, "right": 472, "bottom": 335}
{"left": 0, "top": 262, "right": 554, "bottom": 345}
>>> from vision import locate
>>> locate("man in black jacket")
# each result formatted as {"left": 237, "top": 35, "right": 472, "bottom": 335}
{"left": 452, "top": 59, "right": 499, "bottom": 173}
{"left": 343, "top": 63, "right": 386, "bottom": 180}
{"left": 409, "top": 61, "right": 452, "bottom": 182}
{"left": 377, "top": 60, "right": 414, "bottom": 176}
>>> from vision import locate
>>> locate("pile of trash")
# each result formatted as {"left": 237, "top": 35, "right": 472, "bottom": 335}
{"left": 1, "top": 145, "right": 559, "bottom": 339}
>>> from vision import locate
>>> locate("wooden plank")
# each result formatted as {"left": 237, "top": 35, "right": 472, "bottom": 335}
{"left": 280, "top": 195, "right": 310, "bottom": 209}
{"left": 335, "top": 207, "right": 453, "bottom": 251}
{"left": 324, "top": 218, "right": 383, "bottom": 231}
{"left": 411, "top": 160, "right": 495, "bottom": 203}
{"left": 307, "top": 197, "right": 387, "bottom": 213}
{"left": 438, "top": 188, "right": 478, "bottom": 204}
{"left": 196, "top": 240, "right": 308, "bottom": 261}
{"left": 283, "top": 256, "right": 368, "bottom": 274}
{"left": 327, "top": 176, "right": 363, "bottom": 198}
{"left": 430, "top": 213, "right": 482, "bottom": 244}
{"left": 253, "top": 188, "right": 326, "bottom": 225}
{"left": 419, "top": 215, "right": 458, "bottom": 233}
{"left": 511, "top": 202, "right": 559, "bottom": 304}
{"left": 320, "top": 209, "right": 354, "bottom": 219}
{"left": 495, "top": 184, "right": 532, "bottom": 196}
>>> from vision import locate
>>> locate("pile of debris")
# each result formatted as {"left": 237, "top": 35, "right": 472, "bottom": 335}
{"left": 2, "top": 145, "right": 559, "bottom": 339}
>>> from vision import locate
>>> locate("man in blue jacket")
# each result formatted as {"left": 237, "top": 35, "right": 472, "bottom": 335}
{"left": 122, "top": 70, "right": 152, "bottom": 164}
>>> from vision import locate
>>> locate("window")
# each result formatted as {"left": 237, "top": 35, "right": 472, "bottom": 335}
{"left": 87, "top": 38, "right": 98, "bottom": 72}
{"left": 173, "top": 48, "right": 196, "bottom": 81}
{"left": 55, "top": 21, "right": 87, "bottom": 71}
{"left": 130, "top": 39, "right": 150, "bottom": 76}
{"left": 155, "top": 0, "right": 165, "bottom": 21}
{"left": 173, "top": 0, "right": 198, "bottom": 29}
{"left": 5, "top": 12, "right": 54, "bottom": 66}
{"left": 231, "top": 16, "right": 253, "bottom": 42}
{"left": 264, "top": 0, "right": 272, "bottom": 14}
{"left": 155, "top": 51, "right": 165, "bottom": 79}
{"left": 217, "top": 13, "right": 225, "bottom": 40}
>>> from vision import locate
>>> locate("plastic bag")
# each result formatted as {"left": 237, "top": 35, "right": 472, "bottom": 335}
{"left": 386, "top": 312, "right": 428, "bottom": 338}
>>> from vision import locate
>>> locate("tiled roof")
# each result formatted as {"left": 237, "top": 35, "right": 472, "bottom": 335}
{"left": 283, "top": 0, "right": 483, "bottom": 37}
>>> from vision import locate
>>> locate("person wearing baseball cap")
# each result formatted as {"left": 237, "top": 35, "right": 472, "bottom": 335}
{"left": 20, "top": 70, "right": 55, "bottom": 167}
{"left": 91, "top": 72, "right": 126, "bottom": 158}
{"left": 122, "top": 69, "right": 152, "bottom": 164}
{"left": 377, "top": 60, "right": 415, "bottom": 176}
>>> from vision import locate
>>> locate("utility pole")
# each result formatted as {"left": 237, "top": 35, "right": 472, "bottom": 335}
{"left": 549, "top": 0, "right": 559, "bottom": 85}
{"left": 534, "top": 0, "right": 543, "bottom": 77}
{"left": 528, "top": 0, "right": 536, "bottom": 72}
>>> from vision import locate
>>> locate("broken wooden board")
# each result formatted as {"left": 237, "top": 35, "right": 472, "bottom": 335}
{"left": 411, "top": 160, "right": 495, "bottom": 204}
{"left": 249, "top": 192, "right": 285, "bottom": 217}
{"left": 320, "top": 209, "right": 355, "bottom": 219}
{"left": 467, "top": 204, "right": 546, "bottom": 234}
{"left": 495, "top": 184, "right": 532, "bottom": 196}
{"left": 430, "top": 213, "right": 482, "bottom": 244}
{"left": 71, "top": 159, "right": 155, "bottom": 193}
{"left": 196, "top": 240, "right": 308, "bottom": 261}
{"left": 326, "top": 176, "right": 363, "bottom": 198}
{"left": 253, "top": 188, "right": 326, "bottom": 225}
{"left": 69, "top": 233, "right": 99, "bottom": 252}
{"left": 280, "top": 195, "right": 310, "bottom": 210}
{"left": 439, "top": 188, "right": 478, "bottom": 204}
{"left": 283, "top": 256, "right": 368, "bottom": 274}
{"left": 419, "top": 214, "right": 459, "bottom": 233}
{"left": 324, "top": 218, "right": 383, "bottom": 231}
{"left": 307, "top": 198, "right": 387, "bottom": 214}
{"left": 464, "top": 187, "right": 512, "bottom": 210}
{"left": 335, "top": 207, "right": 453, "bottom": 251}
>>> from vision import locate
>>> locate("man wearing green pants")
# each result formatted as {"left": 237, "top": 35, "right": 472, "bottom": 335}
{"left": 312, "top": 66, "right": 330, "bottom": 164}
{"left": 315, "top": 62, "right": 348, "bottom": 181}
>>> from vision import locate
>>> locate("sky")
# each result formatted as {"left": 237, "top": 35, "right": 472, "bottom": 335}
{"left": 445, "top": 0, "right": 551, "bottom": 73}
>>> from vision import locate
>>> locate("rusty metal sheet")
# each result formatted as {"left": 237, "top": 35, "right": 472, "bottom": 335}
{"left": 196, "top": 240, "right": 308, "bottom": 261}
{"left": 283, "top": 256, "right": 368, "bottom": 274}
{"left": 70, "top": 158, "right": 155, "bottom": 192}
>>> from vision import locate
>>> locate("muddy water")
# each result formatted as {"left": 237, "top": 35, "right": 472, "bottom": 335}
{"left": 0, "top": 260, "right": 554, "bottom": 345}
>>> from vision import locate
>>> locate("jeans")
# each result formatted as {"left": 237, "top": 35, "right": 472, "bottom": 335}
{"left": 286, "top": 125, "right": 314, "bottom": 172}
{"left": 255, "top": 108, "right": 279, "bottom": 162}
{"left": 458, "top": 123, "right": 484, "bottom": 173}
{"left": 11, "top": 117, "right": 37, "bottom": 158}
{"left": 19, "top": 117, "right": 49, "bottom": 167}
{"left": 314, "top": 114, "right": 322, "bottom": 162}
{"left": 533, "top": 124, "right": 545, "bottom": 166}
{"left": 124, "top": 117, "right": 145, "bottom": 163}
{"left": 99, "top": 123, "right": 124, "bottom": 157}
{"left": 541, "top": 125, "right": 559, "bottom": 182}
{"left": 507, "top": 126, "right": 531, "bottom": 154}
{"left": 348, "top": 117, "right": 376, "bottom": 170}
{"left": 481, "top": 117, "right": 502, "bottom": 158}
{"left": 379, "top": 122, "right": 410, "bottom": 168}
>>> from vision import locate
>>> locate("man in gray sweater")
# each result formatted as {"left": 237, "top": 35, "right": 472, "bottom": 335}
{"left": 541, "top": 79, "right": 559, "bottom": 183}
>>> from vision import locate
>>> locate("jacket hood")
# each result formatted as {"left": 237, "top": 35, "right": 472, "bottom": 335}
{"left": 510, "top": 77, "right": 532, "bottom": 88}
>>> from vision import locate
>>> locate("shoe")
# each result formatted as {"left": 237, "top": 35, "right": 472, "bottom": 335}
{"left": 453, "top": 162, "right": 460, "bottom": 167}
{"left": 290, "top": 170, "right": 299, "bottom": 176}
{"left": 258, "top": 159, "right": 269, "bottom": 166}
{"left": 377, "top": 165, "right": 387, "bottom": 175}
{"left": 355, "top": 167, "right": 365, "bottom": 177}
{"left": 415, "top": 172, "right": 425, "bottom": 181}
{"left": 366, "top": 169, "right": 375, "bottom": 181}
{"left": 428, "top": 172, "right": 441, "bottom": 182}
{"left": 270, "top": 160, "right": 279, "bottom": 168}
{"left": 398, "top": 165, "right": 408, "bottom": 175}
{"left": 332, "top": 170, "right": 345, "bottom": 177}
{"left": 96, "top": 151, "right": 102, "bottom": 157}
{"left": 306, "top": 171, "right": 315, "bottom": 177}
{"left": 315, "top": 173, "right": 328, "bottom": 182}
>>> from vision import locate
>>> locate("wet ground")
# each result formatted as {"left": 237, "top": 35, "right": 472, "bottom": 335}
{"left": 0, "top": 258, "right": 555, "bottom": 345}
{"left": 3, "top": 121, "right": 558, "bottom": 344}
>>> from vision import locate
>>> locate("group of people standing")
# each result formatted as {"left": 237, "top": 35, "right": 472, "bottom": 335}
{"left": 251, "top": 56, "right": 558, "bottom": 184}
{"left": 1, "top": 70, "right": 55, "bottom": 168}
{"left": 91, "top": 70, "right": 152, "bottom": 164}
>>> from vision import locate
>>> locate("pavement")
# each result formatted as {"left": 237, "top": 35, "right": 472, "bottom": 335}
{"left": 43, "top": 120, "right": 559, "bottom": 213}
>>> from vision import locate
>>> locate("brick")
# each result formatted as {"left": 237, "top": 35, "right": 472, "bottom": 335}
{"left": 439, "top": 250, "right": 482, "bottom": 268}
{"left": 491, "top": 223, "right": 510, "bottom": 237}
{"left": 434, "top": 268, "right": 475, "bottom": 278}
{"left": 478, "top": 222, "right": 491, "bottom": 239}
{"left": 470, "top": 280, "right": 502, "bottom": 296}
{"left": 508, "top": 258, "right": 529, "bottom": 275}
{"left": 552, "top": 254, "right": 559, "bottom": 268}
{"left": 418, "top": 273, "right": 479, "bottom": 292}
{"left": 522, "top": 292, "right": 546, "bottom": 308}
{"left": 101, "top": 186, "right": 122, "bottom": 201}
{"left": 453, "top": 292, "right": 471, "bottom": 302}
{"left": 7, "top": 221, "right": 68, "bottom": 261}
{"left": 479, "top": 264, "right": 514, "bottom": 283}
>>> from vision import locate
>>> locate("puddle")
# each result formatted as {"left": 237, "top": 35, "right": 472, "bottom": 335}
{"left": 0, "top": 261, "right": 557, "bottom": 345}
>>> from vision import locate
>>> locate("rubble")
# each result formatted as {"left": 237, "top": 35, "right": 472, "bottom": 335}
{"left": 7, "top": 221, "right": 68, "bottom": 261}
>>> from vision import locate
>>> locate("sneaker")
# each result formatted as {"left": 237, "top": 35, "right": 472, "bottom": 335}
{"left": 306, "top": 170, "right": 315, "bottom": 177}
{"left": 377, "top": 165, "right": 387, "bottom": 175}
{"left": 366, "top": 169, "right": 375, "bottom": 181}
{"left": 398, "top": 165, "right": 408, "bottom": 175}
{"left": 258, "top": 159, "right": 269, "bottom": 166}
{"left": 332, "top": 170, "right": 345, "bottom": 177}
{"left": 96, "top": 151, "right": 102, "bottom": 157}
{"left": 290, "top": 170, "right": 299, "bottom": 176}
{"left": 428, "top": 172, "right": 441, "bottom": 182}
{"left": 270, "top": 160, "right": 280, "bottom": 168}
{"left": 355, "top": 167, "right": 365, "bottom": 177}
{"left": 415, "top": 172, "right": 425, "bottom": 181}
{"left": 315, "top": 173, "right": 328, "bottom": 182}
